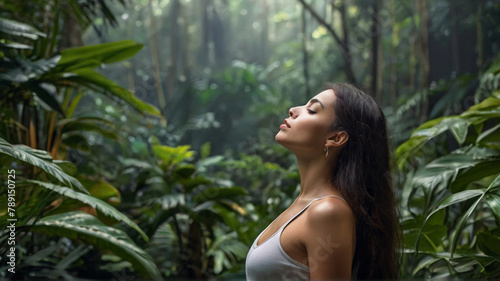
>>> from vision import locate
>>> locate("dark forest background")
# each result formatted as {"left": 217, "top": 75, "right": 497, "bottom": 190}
{"left": 1, "top": 0, "right": 500, "bottom": 279}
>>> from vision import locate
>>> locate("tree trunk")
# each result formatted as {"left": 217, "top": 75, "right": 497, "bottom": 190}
{"left": 167, "top": 0, "right": 180, "bottom": 102}
{"left": 260, "top": 0, "right": 269, "bottom": 65}
{"left": 298, "top": 0, "right": 356, "bottom": 83}
{"left": 180, "top": 0, "right": 190, "bottom": 79}
{"left": 127, "top": 16, "right": 135, "bottom": 93}
{"left": 301, "top": 6, "right": 311, "bottom": 99}
{"left": 147, "top": 0, "right": 166, "bottom": 112}
{"left": 370, "top": 0, "right": 383, "bottom": 104}
{"left": 211, "top": 0, "right": 227, "bottom": 68}
{"left": 60, "top": 10, "right": 82, "bottom": 50}
{"left": 415, "top": 0, "right": 430, "bottom": 121}
{"left": 390, "top": 0, "right": 398, "bottom": 108}
{"left": 200, "top": 0, "right": 210, "bottom": 67}
{"left": 338, "top": 0, "right": 356, "bottom": 83}
{"left": 449, "top": 0, "right": 460, "bottom": 74}
{"left": 409, "top": 37, "right": 415, "bottom": 91}
{"left": 476, "top": 1, "right": 483, "bottom": 72}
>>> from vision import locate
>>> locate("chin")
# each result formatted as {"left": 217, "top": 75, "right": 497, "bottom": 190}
{"left": 275, "top": 132, "right": 292, "bottom": 150}
{"left": 275, "top": 131, "right": 285, "bottom": 143}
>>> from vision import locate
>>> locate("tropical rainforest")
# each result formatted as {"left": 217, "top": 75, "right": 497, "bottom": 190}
{"left": 1, "top": 0, "right": 500, "bottom": 280}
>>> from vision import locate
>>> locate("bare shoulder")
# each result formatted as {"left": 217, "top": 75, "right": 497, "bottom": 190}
{"left": 306, "top": 196, "right": 355, "bottom": 226}
{"left": 302, "top": 196, "right": 356, "bottom": 279}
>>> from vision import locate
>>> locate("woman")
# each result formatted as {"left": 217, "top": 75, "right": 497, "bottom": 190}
{"left": 246, "top": 83, "right": 400, "bottom": 280}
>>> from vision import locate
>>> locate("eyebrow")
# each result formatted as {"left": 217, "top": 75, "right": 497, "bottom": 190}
{"left": 309, "top": 98, "right": 325, "bottom": 109}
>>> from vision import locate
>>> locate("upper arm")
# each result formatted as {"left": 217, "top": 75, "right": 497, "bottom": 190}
{"left": 303, "top": 198, "right": 356, "bottom": 280}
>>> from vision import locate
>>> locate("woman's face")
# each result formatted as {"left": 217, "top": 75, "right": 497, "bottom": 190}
{"left": 275, "top": 89, "right": 337, "bottom": 156}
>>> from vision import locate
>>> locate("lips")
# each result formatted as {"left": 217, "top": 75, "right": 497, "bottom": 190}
{"left": 280, "top": 119, "right": 291, "bottom": 129}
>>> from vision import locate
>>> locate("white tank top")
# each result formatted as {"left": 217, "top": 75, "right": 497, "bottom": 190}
{"left": 245, "top": 195, "right": 345, "bottom": 281}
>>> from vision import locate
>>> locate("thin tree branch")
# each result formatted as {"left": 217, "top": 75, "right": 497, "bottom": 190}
{"left": 297, "top": 0, "right": 342, "bottom": 47}
{"left": 297, "top": 0, "right": 356, "bottom": 83}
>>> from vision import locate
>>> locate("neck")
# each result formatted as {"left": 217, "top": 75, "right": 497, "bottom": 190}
{"left": 295, "top": 155, "right": 338, "bottom": 200}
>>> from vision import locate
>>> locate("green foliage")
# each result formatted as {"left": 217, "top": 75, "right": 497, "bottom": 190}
{"left": 0, "top": 139, "right": 161, "bottom": 279}
{"left": 2, "top": 0, "right": 500, "bottom": 279}
{"left": 31, "top": 212, "right": 161, "bottom": 280}
{"left": 397, "top": 57, "right": 500, "bottom": 279}
{"left": 91, "top": 136, "right": 252, "bottom": 278}
{"left": 0, "top": 14, "right": 161, "bottom": 280}
{"left": 24, "top": 179, "right": 148, "bottom": 241}
{"left": 0, "top": 137, "right": 87, "bottom": 193}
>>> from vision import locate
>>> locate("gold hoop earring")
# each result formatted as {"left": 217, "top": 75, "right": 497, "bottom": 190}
{"left": 324, "top": 146, "right": 329, "bottom": 158}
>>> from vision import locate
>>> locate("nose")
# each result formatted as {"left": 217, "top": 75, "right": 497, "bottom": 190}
{"left": 289, "top": 106, "right": 300, "bottom": 118}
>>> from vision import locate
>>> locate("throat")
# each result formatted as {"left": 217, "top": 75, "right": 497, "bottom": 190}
{"left": 297, "top": 166, "right": 337, "bottom": 199}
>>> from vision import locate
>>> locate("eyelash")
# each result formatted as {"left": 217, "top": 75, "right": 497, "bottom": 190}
{"left": 307, "top": 109, "right": 316, "bottom": 114}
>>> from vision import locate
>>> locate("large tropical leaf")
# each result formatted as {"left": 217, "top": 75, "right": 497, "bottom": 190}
{"left": 486, "top": 194, "right": 500, "bottom": 225}
{"left": 31, "top": 212, "right": 161, "bottom": 280}
{"left": 56, "top": 40, "right": 143, "bottom": 71}
{"left": 31, "top": 81, "right": 65, "bottom": 116}
{"left": 448, "top": 175, "right": 500, "bottom": 256}
{"left": 0, "top": 56, "right": 61, "bottom": 83}
{"left": 23, "top": 179, "right": 148, "bottom": 242}
{"left": 60, "top": 117, "right": 119, "bottom": 140}
{"left": 0, "top": 137, "right": 88, "bottom": 194}
{"left": 396, "top": 93, "right": 500, "bottom": 169}
{"left": 415, "top": 189, "right": 483, "bottom": 253}
{"left": 66, "top": 69, "right": 161, "bottom": 116}
{"left": 406, "top": 223, "right": 447, "bottom": 253}
{"left": 414, "top": 175, "right": 500, "bottom": 256}
{"left": 0, "top": 17, "right": 45, "bottom": 39}
{"left": 449, "top": 148, "right": 500, "bottom": 193}
{"left": 477, "top": 229, "right": 500, "bottom": 257}
{"left": 411, "top": 154, "right": 475, "bottom": 191}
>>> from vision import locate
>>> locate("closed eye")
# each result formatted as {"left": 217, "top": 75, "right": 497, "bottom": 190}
{"left": 307, "top": 109, "right": 316, "bottom": 114}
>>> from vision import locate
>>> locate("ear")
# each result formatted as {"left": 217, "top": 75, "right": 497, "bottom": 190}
{"left": 325, "top": 131, "right": 348, "bottom": 148}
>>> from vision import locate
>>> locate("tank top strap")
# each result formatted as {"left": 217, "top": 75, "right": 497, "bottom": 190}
{"left": 279, "top": 195, "right": 345, "bottom": 231}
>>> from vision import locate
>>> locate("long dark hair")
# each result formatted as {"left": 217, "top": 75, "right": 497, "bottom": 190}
{"left": 328, "top": 83, "right": 401, "bottom": 280}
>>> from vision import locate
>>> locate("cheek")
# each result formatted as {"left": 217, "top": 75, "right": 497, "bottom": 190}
{"left": 276, "top": 120, "right": 329, "bottom": 147}
{"left": 298, "top": 117, "right": 329, "bottom": 134}
{"left": 299, "top": 123, "right": 328, "bottom": 143}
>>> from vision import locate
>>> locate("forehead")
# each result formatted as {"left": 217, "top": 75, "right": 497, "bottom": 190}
{"left": 310, "top": 89, "right": 336, "bottom": 108}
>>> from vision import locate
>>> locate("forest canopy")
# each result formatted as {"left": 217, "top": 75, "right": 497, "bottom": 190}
{"left": 1, "top": 0, "right": 500, "bottom": 279}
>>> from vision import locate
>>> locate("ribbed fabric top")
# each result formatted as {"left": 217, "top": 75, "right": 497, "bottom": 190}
{"left": 245, "top": 195, "right": 345, "bottom": 281}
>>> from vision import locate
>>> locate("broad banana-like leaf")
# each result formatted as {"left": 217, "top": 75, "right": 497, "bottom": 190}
{"left": 24, "top": 179, "right": 148, "bottom": 242}
{"left": 0, "top": 137, "right": 88, "bottom": 194}
{"left": 57, "top": 40, "right": 143, "bottom": 70}
{"left": 31, "top": 212, "right": 161, "bottom": 280}
{"left": 67, "top": 69, "right": 161, "bottom": 117}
